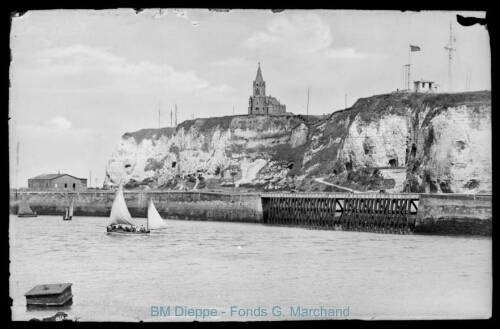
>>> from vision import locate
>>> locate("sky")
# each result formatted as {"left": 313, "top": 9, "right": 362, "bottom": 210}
{"left": 9, "top": 9, "right": 491, "bottom": 188}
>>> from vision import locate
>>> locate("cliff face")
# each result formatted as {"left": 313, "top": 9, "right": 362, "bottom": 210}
{"left": 105, "top": 91, "right": 491, "bottom": 194}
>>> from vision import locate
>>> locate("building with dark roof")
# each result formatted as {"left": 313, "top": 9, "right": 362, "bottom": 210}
{"left": 248, "top": 63, "right": 286, "bottom": 115}
{"left": 28, "top": 173, "right": 87, "bottom": 190}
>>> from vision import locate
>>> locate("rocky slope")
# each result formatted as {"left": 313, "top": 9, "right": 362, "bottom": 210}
{"left": 104, "top": 91, "right": 491, "bottom": 194}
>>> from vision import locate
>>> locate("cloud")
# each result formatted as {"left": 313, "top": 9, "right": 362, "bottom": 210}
{"left": 244, "top": 13, "right": 333, "bottom": 53}
{"left": 13, "top": 44, "right": 220, "bottom": 95}
{"left": 210, "top": 57, "right": 252, "bottom": 67}
{"left": 325, "top": 47, "right": 390, "bottom": 59}
{"left": 47, "top": 116, "right": 72, "bottom": 129}
{"left": 243, "top": 14, "right": 389, "bottom": 61}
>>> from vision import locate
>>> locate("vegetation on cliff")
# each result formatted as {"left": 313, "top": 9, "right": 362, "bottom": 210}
{"left": 123, "top": 127, "right": 176, "bottom": 144}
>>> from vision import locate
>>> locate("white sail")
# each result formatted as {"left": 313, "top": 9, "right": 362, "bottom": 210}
{"left": 68, "top": 198, "right": 74, "bottom": 217}
{"left": 147, "top": 198, "right": 167, "bottom": 229}
{"left": 109, "top": 183, "right": 136, "bottom": 226}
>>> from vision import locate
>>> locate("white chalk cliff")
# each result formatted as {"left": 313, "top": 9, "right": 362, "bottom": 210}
{"left": 105, "top": 91, "right": 491, "bottom": 194}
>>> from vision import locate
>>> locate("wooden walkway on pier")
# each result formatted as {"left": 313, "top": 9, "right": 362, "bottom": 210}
{"left": 261, "top": 193, "right": 420, "bottom": 234}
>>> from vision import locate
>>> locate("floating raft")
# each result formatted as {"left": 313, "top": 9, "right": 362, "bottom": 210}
{"left": 24, "top": 283, "right": 73, "bottom": 306}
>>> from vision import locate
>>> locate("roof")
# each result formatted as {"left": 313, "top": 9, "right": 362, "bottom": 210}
{"left": 24, "top": 283, "right": 72, "bottom": 296}
{"left": 29, "top": 174, "right": 86, "bottom": 181}
{"left": 255, "top": 63, "right": 264, "bottom": 82}
{"left": 414, "top": 80, "right": 435, "bottom": 83}
{"left": 267, "top": 96, "right": 284, "bottom": 106}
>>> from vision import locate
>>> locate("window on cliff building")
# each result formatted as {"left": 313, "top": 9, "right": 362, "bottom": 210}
{"left": 389, "top": 159, "right": 398, "bottom": 167}
{"left": 172, "top": 162, "right": 177, "bottom": 168}
{"left": 125, "top": 164, "right": 131, "bottom": 168}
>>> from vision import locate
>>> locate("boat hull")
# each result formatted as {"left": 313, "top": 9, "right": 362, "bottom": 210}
{"left": 18, "top": 214, "right": 38, "bottom": 218}
{"left": 106, "top": 231, "right": 150, "bottom": 235}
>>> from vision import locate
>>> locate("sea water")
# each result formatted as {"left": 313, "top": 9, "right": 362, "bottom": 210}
{"left": 9, "top": 215, "right": 492, "bottom": 321}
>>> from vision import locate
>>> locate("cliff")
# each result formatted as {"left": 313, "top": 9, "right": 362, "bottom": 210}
{"left": 104, "top": 91, "right": 491, "bottom": 194}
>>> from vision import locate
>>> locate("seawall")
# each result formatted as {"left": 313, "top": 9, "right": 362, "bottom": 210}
{"left": 415, "top": 194, "right": 492, "bottom": 235}
{"left": 10, "top": 191, "right": 263, "bottom": 223}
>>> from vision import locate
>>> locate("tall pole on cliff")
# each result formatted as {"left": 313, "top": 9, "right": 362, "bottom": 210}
{"left": 306, "top": 87, "right": 310, "bottom": 116}
{"left": 175, "top": 102, "right": 178, "bottom": 126}
{"left": 345, "top": 94, "right": 347, "bottom": 109}
{"left": 158, "top": 101, "right": 161, "bottom": 129}
{"left": 16, "top": 141, "right": 19, "bottom": 190}
{"left": 445, "top": 21, "right": 456, "bottom": 92}
{"left": 408, "top": 44, "right": 421, "bottom": 91}
{"left": 402, "top": 65, "right": 406, "bottom": 90}
{"left": 89, "top": 171, "right": 91, "bottom": 189}
{"left": 408, "top": 45, "right": 411, "bottom": 91}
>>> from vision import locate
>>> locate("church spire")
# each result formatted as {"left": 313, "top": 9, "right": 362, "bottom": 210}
{"left": 255, "top": 62, "right": 263, "bottom": 82}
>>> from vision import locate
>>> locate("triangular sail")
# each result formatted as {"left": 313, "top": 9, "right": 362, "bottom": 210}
{"left": 68, "top": 198, "right": 74, "bottom": 217}
{"left": 18, "top": 195, "right": 35, "bottom": 215}
{"left": 147, "top": 198, "right": 167, "bottom": 229}
{"left": 109, "top": 183, "right": 135, "bottom": 226}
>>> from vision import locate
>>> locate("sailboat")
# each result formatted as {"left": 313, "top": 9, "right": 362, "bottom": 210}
{"left": 63, "top": 198, "right": 74, "bottom": 221}
{"left": 106, "top": 182, "right": 150, "bottom": 235}
{"left": 147, "top": 198, "right": 168, "bottom": 230}
{"left": 18, "top": 195, "right": 37, "bottom": 217}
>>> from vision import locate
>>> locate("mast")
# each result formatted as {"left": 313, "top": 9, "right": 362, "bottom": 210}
{"left": 146, "top": 198, "right": 150, "bottom": 231}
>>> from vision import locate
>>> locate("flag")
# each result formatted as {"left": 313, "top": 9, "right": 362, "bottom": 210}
{"left": 410, "top": 45, "right": 421, "bottom": 52}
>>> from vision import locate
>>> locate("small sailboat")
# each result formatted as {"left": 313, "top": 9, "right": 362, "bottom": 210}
{"left": 147, "top": 198, "right": 168, "bottom": 230}
{"left": 106, "top": 182, "right": 150, "bottom": 235}
{"left": 18, "top": 195, "right": 37, "bottom": 218}
{"left": 63, "top": 198, "right": 74, "bottom": 221}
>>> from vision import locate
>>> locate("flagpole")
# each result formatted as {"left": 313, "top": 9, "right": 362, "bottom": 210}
{"left": 408, "top": 44, "right": 411, "bottom": 91}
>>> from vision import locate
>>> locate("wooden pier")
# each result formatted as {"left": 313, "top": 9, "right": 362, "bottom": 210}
{"left": 261, "top": 193, "right": 419, "bottom": 234}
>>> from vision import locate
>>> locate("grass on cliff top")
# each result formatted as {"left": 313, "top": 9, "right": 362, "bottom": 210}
{"left": 177, "top": 115, "right": 242, "bottom": 133}
{"left": 123, "top": 127, "right": 176, "bottom": 144}
{"left": 352, "top": 90, "right": 491, "bottom": 123}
